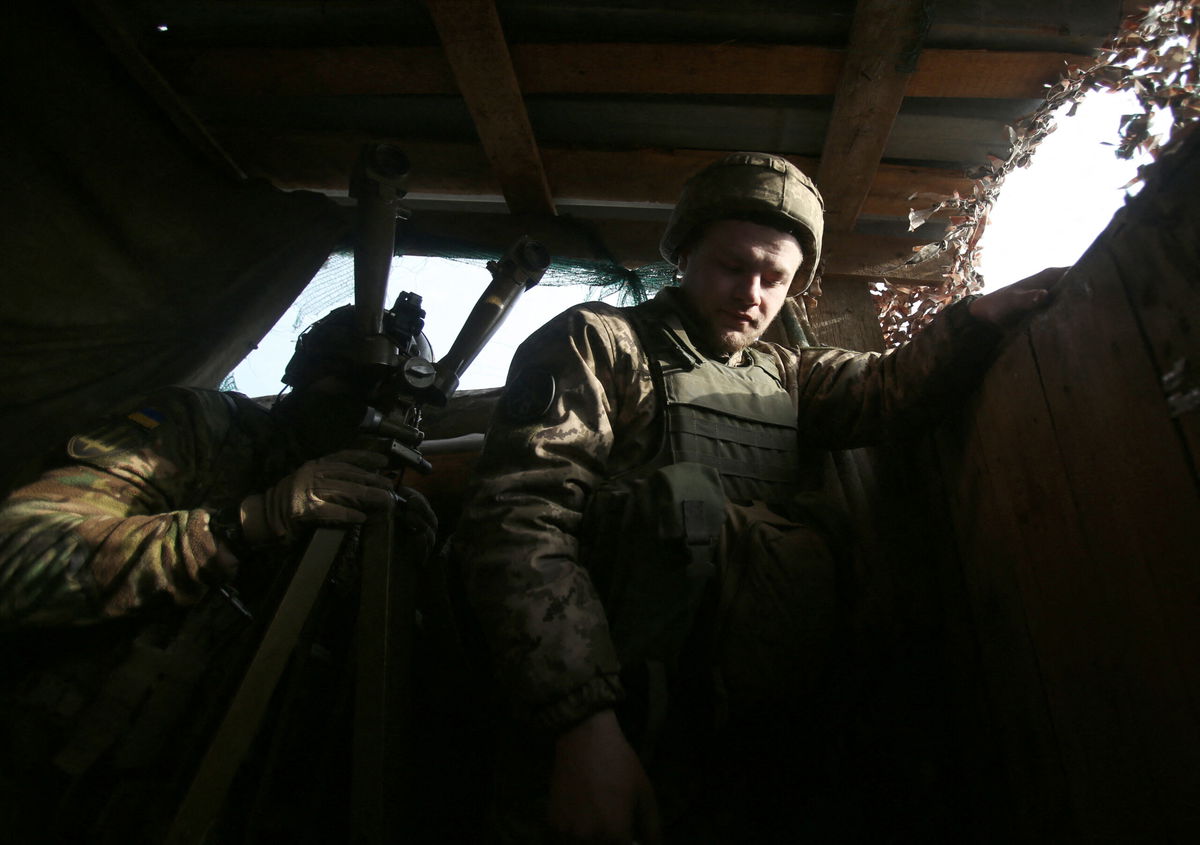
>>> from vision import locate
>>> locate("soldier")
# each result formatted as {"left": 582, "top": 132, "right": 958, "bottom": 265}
{"left": 0, "top": 306, "right": 437, "bottom": 842}
{"left": 455, "top": 152, "right": 1063, "bottom": 843}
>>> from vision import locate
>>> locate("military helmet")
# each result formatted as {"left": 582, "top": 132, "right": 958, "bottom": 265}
{"left": 282, "top": 303, "right": 434, "bottom": 389}
{"left": 282, "top": 305, "right": 362, "bottom": 389}
{"left": 660, "top": 152, "right": 825, "bottom": 296}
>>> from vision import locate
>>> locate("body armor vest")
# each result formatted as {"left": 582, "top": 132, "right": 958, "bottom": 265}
{"left": 580, "top": 298, "right": 812, "bottom": 752}
{"left": 627, "top": 298, "right": 803, "bottom": 505}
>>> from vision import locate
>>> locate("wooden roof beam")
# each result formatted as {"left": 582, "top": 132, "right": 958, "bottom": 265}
{"left": 817, "top": 0, "right": 929, "bottom": 233}
{"left": 181, "top": 43, "right": 1086, "bottom": 100}
{"left": 396, "top": 210, "right": 951, "bottom": 281}
{"left": 422, "top": 0, "right": 555, "bottom": 216}
{"left": 210, "top": 133, "right": 972, "bottom": 220}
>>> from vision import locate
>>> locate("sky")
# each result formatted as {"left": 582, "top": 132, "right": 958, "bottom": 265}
{"left": 975, "top": 88, "right": 1156, "bottom": 287}
{"left": 226, "top": 255, "right": 623, "bottom": 396}
{"left": 227, "top": 87, "right": 1156, "bottom": 397}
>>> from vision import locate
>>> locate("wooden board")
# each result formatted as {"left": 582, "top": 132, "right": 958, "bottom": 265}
{"left": 209, "top": 131, "right": 972, "bottom": 222}
{"left": 807, "top": 275, "right": 886, "bottom": 352}
{"left": 422, "top": 0, "right": 555, "bottom": 215}
{"left": 817, "top": 0, "right": 926, "bottom": 232}
{"left": 394, "top": 208, "right": 954, "bottom": 277}
{"left": 1022, "top": 256, "right": 1200, "bottom": 841}
{"left": 934, "top": 372, "right": 1077, "bottom": 842}
{"left": 1103, "top": 151, "right": 1200, "bottom": 489}
{"left": 178, "top": 43, "right": 1084, "bottom": 100}
{"left": 911, "top": 133, "right": 1200, "bottom": 839}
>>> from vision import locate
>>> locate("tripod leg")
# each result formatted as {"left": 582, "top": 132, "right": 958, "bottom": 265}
{"left": 351, "top": 505, "right": 420, "bottom": 843}
{"left": 165, "top": 527, "right": 348, "bottom": 845}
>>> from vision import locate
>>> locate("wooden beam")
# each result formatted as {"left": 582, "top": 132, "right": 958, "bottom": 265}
{"left": 180, "top": 44, "right": 1089, "bottom": 102}
{"left": 210, "top": 131, "right": 971, "bottom": 220}
{"left": 822, "top": 231, "right": 952, "bottom": 282}
{"left": 910, "top": 49, "right": 1082, "bottom": 99}
{"left": 807, "top": 274, "right": 886, "bottom": 352}
{"left": 179, "top": 43, "right": 1085, "bottom": 100}
{"left": 396, "top": 209, "right": 951, "bottom": 280}
{"left": 817, "top": 0, "right": 928, "bottom": 233}
{"left": 422, "top": 0, "right": 555, "bottom": 216}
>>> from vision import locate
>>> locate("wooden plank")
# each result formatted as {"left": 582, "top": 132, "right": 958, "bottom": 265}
{"left": 1104, "top": 144, "right": 1200, "bottom": 491}
{"left": 933, "top": 381, "right": 1077, "bottom": 842}
{"left": 1023, "top": 256, "right": 1200, "bottom": 840}
{"left": 396, "top": 208, "right": 950, "bottom": 277}
{"left": 973, "top": 327, "right": 1171, "bottom": 843}
{"left": 917, "top": 134, "right": 1200, "bottom": 840}
{"left": 913, "top": 432, "right": 1023, "bottom": 841}
{"left": 167, "top": 528, "right": 347, "bottom": 844}
{"left": 180, "top": 43, "right": 1083, "bottom": 100}
{"left": 817, "top": 0, "right": 928, "bottom": 233}
{"left": 183, "top": 46, "right": 454, "bottom": 97}
{"left": 398, "top": 209, "right": 663, "bottom": 266}
{"left": 422, "top": 0, "right": 555, "bottom": 216}
{"left": 209, "top": 131, "right": 972, "bottom": 220}
{"left": 513, "top": 43, "right": 843, "bottom": 96}
{"left": 822, "top": 230, "right": 952, "bottom": 282}
{"left": 908, "top": 49, "right": 1085, "bottom": 99}
{"left": 807, "top": 274, "right": 885, "bottom": 352}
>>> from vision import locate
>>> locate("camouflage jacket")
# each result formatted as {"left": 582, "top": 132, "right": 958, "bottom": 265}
{"left": 458, "top": 288, "right": 1003, "bottom": 733}
{"left": 0, "top": 387, "right": 300, "bottom": 628}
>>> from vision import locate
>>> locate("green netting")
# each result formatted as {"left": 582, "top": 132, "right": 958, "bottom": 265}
{"left": 297, "top": 242, "right": 678, "bottom": 325}
{"left": 396, "top": 215, "right": 679, "bottom": 305}
{"left": 541, "top": 258, "right": 677, "bottom": 305}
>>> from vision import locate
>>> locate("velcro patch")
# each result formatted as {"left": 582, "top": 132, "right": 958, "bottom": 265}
{"left": 500, "top": 368, "right": 557, "bottom": 424}
{"left": 67, "top": 417, "right": 152, "bottom": 460}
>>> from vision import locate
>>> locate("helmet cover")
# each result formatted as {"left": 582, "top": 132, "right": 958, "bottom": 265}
{"left": 660, "top": 152, "right": 825, "bottom": 296}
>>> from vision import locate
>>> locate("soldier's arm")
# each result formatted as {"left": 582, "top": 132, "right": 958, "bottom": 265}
{"left": 788, "top": 267, "right": 1066, "bottom": 446}
{"left": 786, "top": 294, "right": 1008, "bottom": 447}
{"left": 458, "top": 304, "right": 646, "bottom": 732}
{"left": 0, "top": 389, "right": 243, "bottom": 628}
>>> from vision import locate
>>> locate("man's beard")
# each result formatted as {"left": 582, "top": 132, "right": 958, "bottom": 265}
{"left": 700, "top": 316, "right": 762, "bottom": 358}
{"left": 676, "top": 293, "right": 761, "bottom": 358}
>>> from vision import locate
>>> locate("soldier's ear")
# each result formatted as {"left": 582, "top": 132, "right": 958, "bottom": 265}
{"left": 677, "top": 249, "right": 690, "bottom": 274}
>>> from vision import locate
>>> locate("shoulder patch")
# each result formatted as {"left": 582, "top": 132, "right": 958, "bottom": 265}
{"left": 500, "top": 367, "right": 557, "bottom": 424}
{"left": 127, "top": 406, "right": 167, "bottom": 430}
{"left": 67, "top": 416, "right": 151, "bottom": 460}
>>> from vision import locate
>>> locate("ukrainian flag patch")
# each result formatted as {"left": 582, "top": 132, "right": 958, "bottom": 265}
{"left": 127, "top": 407, "right": 166, "bottom": 430}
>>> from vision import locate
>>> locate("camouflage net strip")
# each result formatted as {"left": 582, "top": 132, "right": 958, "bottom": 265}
{"left": 875, "top": 0, "right": 1200, "bottom": 347}
{"left": 287, "top": 230, "right": 677, "bottom": 336}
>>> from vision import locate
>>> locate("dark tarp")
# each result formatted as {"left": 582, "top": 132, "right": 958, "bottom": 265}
{"left": 0, "top": 3, "right": 350, "bottom": 492}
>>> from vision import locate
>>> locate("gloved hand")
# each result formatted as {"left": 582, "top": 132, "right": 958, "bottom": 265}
{"left": 240, "top": 449, "right": 397, "bottom": 544}
{"left": 396, "top": 486, "right": 438, "bottom": 552}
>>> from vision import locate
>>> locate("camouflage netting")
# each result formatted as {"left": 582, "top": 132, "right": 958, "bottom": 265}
{"left": 285, "top": 245, "right": 679, "bottom": 337}
{"left": 393, "top": 232, "right": 679, "bottom": 306}
{"left": 877, "top": 0, "right": 1200, "bottom": 347}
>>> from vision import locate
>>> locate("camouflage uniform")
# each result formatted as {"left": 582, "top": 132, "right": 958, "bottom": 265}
{"left": 459, "top": 287, "right": 1002, "bottom": 733}
{"left": 0, "top": 386, "right": 305, "bottom": 842}
{"left": 0, "top": 386, "right": 300, "bottom": 628}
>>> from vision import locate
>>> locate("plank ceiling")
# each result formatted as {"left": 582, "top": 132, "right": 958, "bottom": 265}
{"left": 109, "top": 0, "right": 1135, "bottom": 286}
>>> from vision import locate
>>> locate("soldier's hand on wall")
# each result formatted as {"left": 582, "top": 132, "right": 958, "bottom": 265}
{"left": 547, "top": 709, "right": 662, "bottom": 844}
{"left": 241, "top": 449, "right": 397, "bottom": 544}
{"left": 969, "top": 266, "right": 1068, "bottom": 328}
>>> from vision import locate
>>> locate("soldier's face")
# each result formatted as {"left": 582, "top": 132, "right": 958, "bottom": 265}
{"left": 677, "top": 219, "right": 802, "bottom": 355}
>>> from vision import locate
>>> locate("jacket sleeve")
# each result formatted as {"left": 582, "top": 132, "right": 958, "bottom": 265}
{"left": 786, "top": 298, "right": 1006, "bottom": 447}
{"left": 457, "top": 304, "right": 652, "bottom": 732}
{"left": 0, "top": 389, "right": 243, "bottom": 628}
